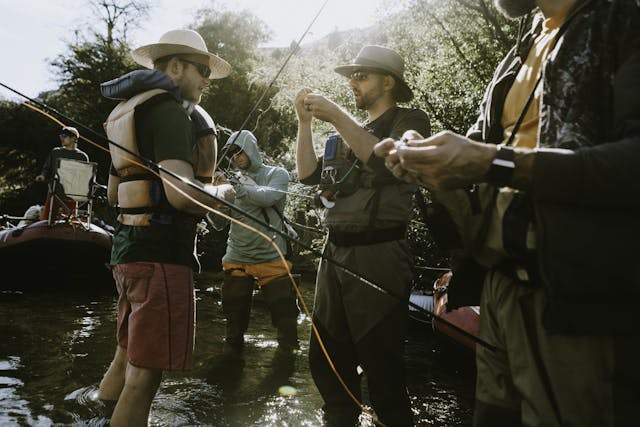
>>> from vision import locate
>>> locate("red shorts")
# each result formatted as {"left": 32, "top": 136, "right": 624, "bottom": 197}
{"left": 113, "top": 262, "right": 195, "bottom": 371}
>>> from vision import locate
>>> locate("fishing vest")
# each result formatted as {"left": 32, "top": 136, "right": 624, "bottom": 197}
{"left": 323, "top": 107, "right": 415, "bottom": 231}
{"left": 318, "top": 108, "right": 403, "bottom": 204}
{"left": 104, "top": 89, "right": 185, "bottom": 226}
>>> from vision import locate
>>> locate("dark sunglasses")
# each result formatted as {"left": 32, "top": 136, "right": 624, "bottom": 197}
{"left": 179, "top": 58, "right": 211, "bottom": 78}
{"left": 349, "top": 71, "right": 371, "bottom": 81}
{"left": 59, "top": 132, "right": 75, "bottom": 138}
{"left": 349, "top": 70, "right": 388, "bottom": 82}
{"left": 225, "top": 145, "right": 242, "bottom": 158}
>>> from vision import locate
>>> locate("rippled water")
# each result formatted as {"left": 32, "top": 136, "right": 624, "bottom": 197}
{"left": 0, "top": 272, "right": 474, "bottom": 426}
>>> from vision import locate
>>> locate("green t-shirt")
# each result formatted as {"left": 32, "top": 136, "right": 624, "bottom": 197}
{"left": 110, "top": 96, "right": 200, "bottom": 268}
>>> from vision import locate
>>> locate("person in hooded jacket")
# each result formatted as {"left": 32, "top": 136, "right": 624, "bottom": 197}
{"left": 214, "top": 129, "right": 300, "bottom": 352}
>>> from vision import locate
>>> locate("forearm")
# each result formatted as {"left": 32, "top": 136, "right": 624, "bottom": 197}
{"left": 107, "top": 174, "right": 120, "bottom": 207}
{"left": 331, "top": 111, "right": 380, "bottom": 163}
{"left": 160, "top": 159, "right": 232, "bottom": 215}
{"left": 242, "top": 174, "right": 288, "bottom": 208}
{"left": 505, "top": 147, "right": 536, "bottom": 191}
{"left": 165, "top": 176, "right": 221, "bottom": 214}
{"left": 504, "top": 138, "right": 640, "bottom": 208}
{"left": 296, "top": 121, "right": 318, "bottom": 180}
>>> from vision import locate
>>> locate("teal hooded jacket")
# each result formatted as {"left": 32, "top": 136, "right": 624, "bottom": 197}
{"left": 219, "top": 130, "right": 289, "bottom": 264}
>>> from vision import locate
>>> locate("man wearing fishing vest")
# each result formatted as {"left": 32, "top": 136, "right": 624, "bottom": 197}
{"left": 294, "top": 45, "right": 430, "bottom": 426}
{"left": 375, "top": 1, "right": 640, "bottom": 425}
{"left": 96, "top": 29, "right": 235, "bottom": 427}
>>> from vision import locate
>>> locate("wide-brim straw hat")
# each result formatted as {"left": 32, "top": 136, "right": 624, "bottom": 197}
{"left": 131, "top": 29, "right": 231, "bottom": 79}
{"left": 334, "top": 45, "right": 413, "bottom": 102}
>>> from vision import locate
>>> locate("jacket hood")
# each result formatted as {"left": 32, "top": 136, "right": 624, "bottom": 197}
{"left": 225, "top": 130, "right": 262, "bottom": 173}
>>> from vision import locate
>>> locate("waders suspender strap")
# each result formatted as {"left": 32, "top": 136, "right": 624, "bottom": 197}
{"left": 260, "top": 205, "right": 292, "bottom": 239}
{"left": 365, "top": 107, "right": 403, "bottom": 228}
{"left": 470, "top": 74, "right": 542, "bottom": 254}
{"left": 260, "top": 206, "right": 287, "bottom": 228}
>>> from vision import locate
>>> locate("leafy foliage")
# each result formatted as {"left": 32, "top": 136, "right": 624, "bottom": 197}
{"left": 192, "top": 8, "right": 295, "bottom": 157}
{"left": 0, "top": 0, "right": 522, "bottom": 275}
{"left": 254, "top": 0, "right": 520, "bottom": 276}
{"left": 46, "top": 37, "right": 140, "bottom": 183}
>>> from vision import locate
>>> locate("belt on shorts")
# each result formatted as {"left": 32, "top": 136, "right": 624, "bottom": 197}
{"left": 328, "top": 225, "right": 406, "bottom": 247}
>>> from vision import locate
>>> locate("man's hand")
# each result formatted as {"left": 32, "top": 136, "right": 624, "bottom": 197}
{"left": 375, "top": 130, "right": 496, "bottom": 191}
{"left": 302, "top": 92, "right": 343, "bottom": 124}
{"left": 374, "top": 130, "right": 424, "bottom": 184}
{"left": 207, "top": 183, "right": 236, "bottom": 208}
{"left": 216, "top": 184, "right": 236, "bottom": 203}
{"left": 294, "top": 88, "right": 314, "bottom": 123}
{"left": 212, "top": 171, "right": 227, "bottom": 186}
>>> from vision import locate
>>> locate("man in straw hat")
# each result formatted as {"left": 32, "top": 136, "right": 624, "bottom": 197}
{"left": 294, "top": 45, "right": 430, "bottom": 426}
{"left": 97, "top": 28, "right": 235, "bottom": 426}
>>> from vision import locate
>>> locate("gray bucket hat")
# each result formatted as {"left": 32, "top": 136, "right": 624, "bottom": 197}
{"left": 334, "top": 45, "right": 413, "bottom": 102}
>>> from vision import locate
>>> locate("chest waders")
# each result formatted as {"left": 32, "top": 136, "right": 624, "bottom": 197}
{"left": 221, "top": 270, "right": 255, "bottom": 350}
{"left": 221, "top": 269, "right": 300, "bottom": 351}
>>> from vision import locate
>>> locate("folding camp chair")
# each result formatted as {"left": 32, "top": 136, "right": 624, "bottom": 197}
{"left": 46, "top": 158, "right": 99, "bottom": 226}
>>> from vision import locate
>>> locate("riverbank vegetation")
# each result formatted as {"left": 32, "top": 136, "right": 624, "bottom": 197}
{"left": 0, "top": 0, "right": 520, "bottom": 279}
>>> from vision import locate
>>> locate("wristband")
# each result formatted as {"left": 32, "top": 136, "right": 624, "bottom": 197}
{"left": 487, "top": 145, "right": 515, "bottom": 188}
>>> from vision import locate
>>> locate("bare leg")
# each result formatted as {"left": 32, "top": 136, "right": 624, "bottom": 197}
{"left": 109, "top": 362, "right": 162, "bottom": 427}
{"left": 97, "top": 345, "right": 127, "bottom": 401}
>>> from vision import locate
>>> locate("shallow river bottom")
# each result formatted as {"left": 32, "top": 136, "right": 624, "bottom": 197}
{"left": 0, "top": 272, "right": 474, "bottom": 426}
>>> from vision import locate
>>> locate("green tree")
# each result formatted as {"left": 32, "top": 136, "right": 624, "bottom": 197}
{"left": 45, "top": 0, "right": 152, "bottom": 183}
{"left": 383, "top": 0, "right": 518, "bottom": 134}
{"left": 192, "top": 7, "right": 296, "bottom": 157}
{"left": 0, "top": 0, "right": 149, "bottom": 216}
{"left": 0, "top": 101, "right": 48, "bottom": 215}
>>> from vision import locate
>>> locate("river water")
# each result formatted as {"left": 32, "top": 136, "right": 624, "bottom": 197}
{"left": 0, "top": 272, "right": 474, "bottom": 426}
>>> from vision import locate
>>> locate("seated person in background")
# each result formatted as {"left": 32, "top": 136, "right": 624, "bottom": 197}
{"left": 35, "top": 126, "right": 89, "bottom": 220}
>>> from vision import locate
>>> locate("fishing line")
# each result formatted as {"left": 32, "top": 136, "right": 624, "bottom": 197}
{"left": 22, "top": 93, "right": 389, "bottom": 426}
{"left": 1, "top": 3, "right": 395, "bottom": 422}
{"left": 6, "top": 82, "right": 498, "bottom": 354}
{"left": 21, "top": 96, "right": 307, "bottom": 331}
{"left": 13, "top": 84, "right": 501, "bottom": 427}
{"left": 222, "top": 172, "right": 316, "bottom": 200}
{"left": 214, "top": 0, "right": 331, "bottom": 170}
{"left": 3, "top": 8, "right": 501, "bottom": 412}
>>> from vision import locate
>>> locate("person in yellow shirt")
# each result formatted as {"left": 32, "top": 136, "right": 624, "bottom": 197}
{"left": 375, "top": 1, "right": 640, "bottom": 425}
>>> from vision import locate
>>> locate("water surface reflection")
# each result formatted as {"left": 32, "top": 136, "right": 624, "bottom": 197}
{"left": 0, "top": 273, "right": 474, "bottom": 426}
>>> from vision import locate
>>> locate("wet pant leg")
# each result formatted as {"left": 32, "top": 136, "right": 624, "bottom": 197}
{"left": 309, "top": 318, "right": 361, "bottom": 427}
{"left": 261, "top": 275, "right": 300, "bottom": 350}
{"left": 356, "top": 303, "right": 414, "bottom": 427}
{"left": 220, "top": 270, "right": 254, "bottom": 347}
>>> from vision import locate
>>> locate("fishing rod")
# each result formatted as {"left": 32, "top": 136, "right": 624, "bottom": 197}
{"left": 5, "top": 88, "right": 499, "bottom": 427}
{"left": 214, "top": 0, "right": 330, "bottom": 170}
{"left": 220, "top": 170, "right": 316, "bottom": 200}
{"left": 1, "top": 80, "right": 497, "bottom": 353}
{"left": 2, "top": 5, "right": 443, "bottom": 425}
